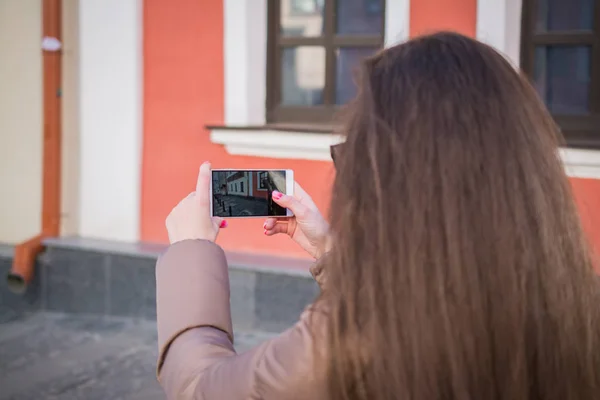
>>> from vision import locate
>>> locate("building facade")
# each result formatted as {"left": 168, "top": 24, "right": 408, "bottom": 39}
{"left": 0, "top": 0, "right": 599, "bottom": 261}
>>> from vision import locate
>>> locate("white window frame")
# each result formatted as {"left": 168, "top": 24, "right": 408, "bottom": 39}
{"left": 213, "top": 0, "right": 409, "bottom": 161}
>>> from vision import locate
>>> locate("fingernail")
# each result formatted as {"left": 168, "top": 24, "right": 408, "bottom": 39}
{"left": 264, "top": 230, "right": 268, "bottom": 235}
{"left": 263, "top": 222, "right": 267, "bottom": 229}
{"left": 272, "top": 191, "right": 283, "bottom": 200}
{"left": 220, "top": 220, "right": 228, "bottom": 228}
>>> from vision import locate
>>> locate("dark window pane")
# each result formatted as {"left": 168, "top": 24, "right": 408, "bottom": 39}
{"left": 535, "top": 0, "right": 595, "bottom": 32}
{"left": 533, "top": 45, "right": 591, "bottom": 115}
{"left": 280, "top": 0, "right": 324, "bottom": 37}
{"left": 281, "top": 47, "right": 325, "bottom": 106}
{"left": 336, "top": 47, "right": 377, "bottom": 104}
{"left": 336, "top": 0, "right": 384, "bottom": 35}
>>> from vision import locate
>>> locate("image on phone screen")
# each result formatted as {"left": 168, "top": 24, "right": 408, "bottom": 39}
{"left": 211, "top": 170, "right": 292, "bottom": 218}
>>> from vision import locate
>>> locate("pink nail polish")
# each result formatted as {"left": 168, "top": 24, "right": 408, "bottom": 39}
{"left": 264, "top": 230, "right": 268, "bottom": 235}
{"left": 220, "top": 220, "right": 228, "bottom": 228}
{"left": 272, "top": 191, "right": 282, "bottom": 200}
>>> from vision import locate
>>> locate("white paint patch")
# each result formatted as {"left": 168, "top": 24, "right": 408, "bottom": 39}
{"left": 41, "top": 36, "right": 62, "bottom": 51}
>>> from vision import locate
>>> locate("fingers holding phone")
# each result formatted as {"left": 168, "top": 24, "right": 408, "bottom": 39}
{"left": 203, "top": 168, "right": 330, "bottom": 259}
{"left": 165, "top": 162, "right": 227, "bottom": 245}
{"left": 264, "top": 183, "right": 330, "bottom": 259}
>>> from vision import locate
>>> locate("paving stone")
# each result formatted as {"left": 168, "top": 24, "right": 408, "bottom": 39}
{"left": 230, "top": 268, "right": 256, "bottom": 331}
{"left": 255, "top": 272, "right": 320, "bottom": 332}
{"left": 0, "top": 312, "right": 276, "bottom": 400}
{"left": 0, "top": 316, "right": 113, "bottom": 377}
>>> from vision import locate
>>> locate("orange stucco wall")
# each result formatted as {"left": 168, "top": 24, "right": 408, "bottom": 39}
{"left": 410, "top": 0, "right": 477, "bottom": 37}
{"left": 571, "top": 178, "right": 600, "bottom": 263}
{"left": 141, "top": 0, "right": 333, "bottom": 258}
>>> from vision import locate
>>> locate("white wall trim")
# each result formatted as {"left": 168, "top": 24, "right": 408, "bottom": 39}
{"left": 385, "top": 0, "right": 410, "bottom": 47}
{"left": 77, "top": 0, "right": 143, "bottom": 242}
{"left": 223, "top": 0, "right": 267, "bottom": 126}
{"left": 560, "top": 148, "right": 600, "bottom": 179}
{"left": 210, "top": 128, "right": 344, "bottom": 161}
{"left": 221, "top": 0, "right": 410, "bottom": 157}
{"left": 476, "top": 0, "right": 523, "bottom": 67}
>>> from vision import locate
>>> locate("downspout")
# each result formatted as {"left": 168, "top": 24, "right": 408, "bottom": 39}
{"left": 7, "top": 0, "right": 62, "bottom": 294}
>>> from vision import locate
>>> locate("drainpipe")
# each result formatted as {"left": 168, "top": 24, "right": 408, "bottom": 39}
{"left": 7, "top": 0, "right": 62, "bottom": 294}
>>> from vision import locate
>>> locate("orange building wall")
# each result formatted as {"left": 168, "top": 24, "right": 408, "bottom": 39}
{"left": 141, "top": 0, "right": 334, "bottom": 258}
{"left": 142, "top": 0, "right": 599, "bottom": 261}
{"left": 410, "top": 0, "right": 477, "bottom": 37}
{"left": 571, "top": 178, "right": 600, "bottom": 264}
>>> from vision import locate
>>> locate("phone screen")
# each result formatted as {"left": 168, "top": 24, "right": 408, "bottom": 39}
{"left": 211, "top": 170, "right": 289, "bottom": 217}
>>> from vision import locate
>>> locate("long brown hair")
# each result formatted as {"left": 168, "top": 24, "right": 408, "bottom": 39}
{"left": 322, "top": 32, "right": 600, "bottom": 399}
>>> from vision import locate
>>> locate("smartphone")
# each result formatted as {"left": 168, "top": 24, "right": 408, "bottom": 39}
{"left": 210, "top": 169, "right": 294, "bottom": 218}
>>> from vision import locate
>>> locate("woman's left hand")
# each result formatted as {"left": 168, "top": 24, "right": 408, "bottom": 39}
{"left": 165, "top": 162, "right": 227, "bottom": 244}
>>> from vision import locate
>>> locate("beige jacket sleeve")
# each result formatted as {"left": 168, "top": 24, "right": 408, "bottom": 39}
{"left": 155, "top": 239, "right": 327, "bottom": 400}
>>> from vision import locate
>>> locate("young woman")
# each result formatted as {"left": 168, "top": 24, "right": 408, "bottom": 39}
{"left": 156, "top": 32, "right": 600, "bottom": 399}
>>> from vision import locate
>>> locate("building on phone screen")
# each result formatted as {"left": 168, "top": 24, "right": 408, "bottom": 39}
{"left": 0, "top": 0, "right": 599, "bottom": 322}
{"left": 219, "top": 171, "right": 272, "bottom": 199}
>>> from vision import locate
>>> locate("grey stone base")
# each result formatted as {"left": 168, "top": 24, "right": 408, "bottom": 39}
{"left": 0, "top": 237, "right": 320, "bottom": 333}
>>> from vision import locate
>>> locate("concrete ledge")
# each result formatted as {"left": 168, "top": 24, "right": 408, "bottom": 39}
{"left": 42, "top": 237, "right": 164, "bottom": 259}
{"left": 1, "top": 237, "right": 320, "bottom": 333}
{"left": 43, "top": 236, "right": 314, "bottom": 277}
{"left": 2, "top": 237, "right": 317, "bottom": 271}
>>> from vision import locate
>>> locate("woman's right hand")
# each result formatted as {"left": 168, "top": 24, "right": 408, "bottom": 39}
{"left": 263, "top": 183, "right": 330, "bottom": 259}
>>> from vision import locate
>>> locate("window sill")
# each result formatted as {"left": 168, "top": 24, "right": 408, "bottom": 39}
{"left": 207, "top": 125, "right": 344, "bottom": 161}
{"left": 560, "top": 148, "right": 600, "bottom": 179}
{"left": 208, "top": 126, "right": 600, "bottom": 178}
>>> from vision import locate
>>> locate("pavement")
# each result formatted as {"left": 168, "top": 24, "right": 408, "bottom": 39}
{"left": 0, "top": 313, "right": 276, "bottom": 400}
